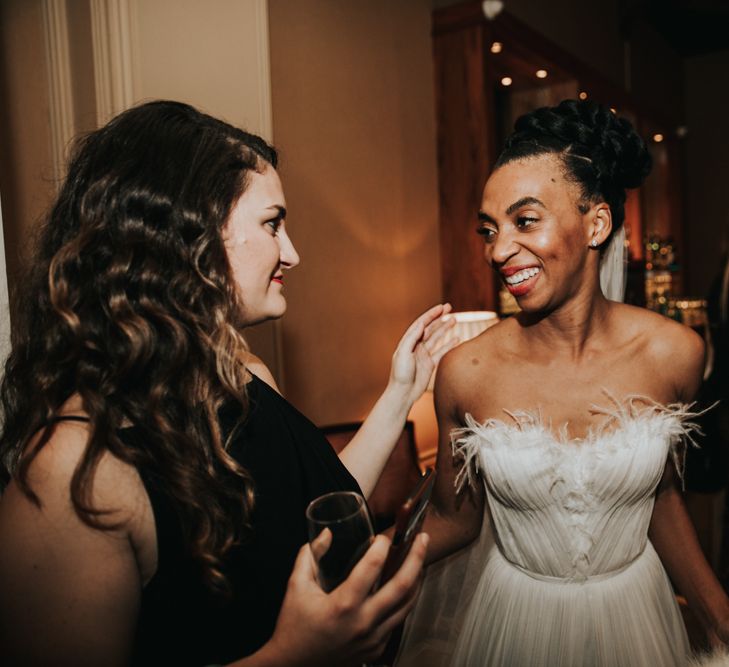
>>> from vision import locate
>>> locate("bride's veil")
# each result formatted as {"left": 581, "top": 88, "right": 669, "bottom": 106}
{"left": 599, "top": 225, "right": 627, "bottom": 302}
{"left": 395, "top": 510, "right": 495, "bottom": 666}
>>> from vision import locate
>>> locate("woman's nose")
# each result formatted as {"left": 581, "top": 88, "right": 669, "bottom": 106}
{"left": 488, "top": 229, "right": 518, "bottom": 266}
{"left": 279, "top": 229, "right": 300, "bottom": 269}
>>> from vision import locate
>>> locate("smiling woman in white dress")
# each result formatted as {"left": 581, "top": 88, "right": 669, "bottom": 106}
{"left": 396, "top": 99, "right": 729, "bottom": 666}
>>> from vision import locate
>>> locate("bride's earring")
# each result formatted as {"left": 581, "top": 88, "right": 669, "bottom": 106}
{"left": 590, "top": 238, "right": 599, "bottom": 248}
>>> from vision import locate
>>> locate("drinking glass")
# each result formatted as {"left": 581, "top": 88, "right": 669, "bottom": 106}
{"left": 306, "top": 490, "right": 374, "bottom": 592}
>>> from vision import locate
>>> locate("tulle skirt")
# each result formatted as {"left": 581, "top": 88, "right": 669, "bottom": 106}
{"left": 397, "top": 537, "right": 690, "bottom": 666}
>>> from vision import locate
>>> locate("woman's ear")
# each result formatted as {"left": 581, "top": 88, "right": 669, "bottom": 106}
{"left": 588, "top": 203, "right": 613, "bottom": 248}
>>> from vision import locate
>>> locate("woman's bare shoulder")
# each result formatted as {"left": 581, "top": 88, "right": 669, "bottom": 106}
{"left": 612, "top": 303, "right": 703, "bottom": 355}
{"left": 0, "top": 419, "right": 151, "bottom": 663}
{"left": 611, "top": 302, "right": 705, "bottom": 400}
{"left": 1, "top": 417, "right": 150, "bottom": 539}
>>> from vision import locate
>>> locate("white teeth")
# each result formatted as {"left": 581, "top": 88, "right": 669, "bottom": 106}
{"left": 504, "top": 267, "right": 540, "bottom": 285}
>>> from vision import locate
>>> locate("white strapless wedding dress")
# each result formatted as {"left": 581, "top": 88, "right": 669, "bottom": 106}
{"left": 396, "top": 398, "right": 700, "bottom": 667}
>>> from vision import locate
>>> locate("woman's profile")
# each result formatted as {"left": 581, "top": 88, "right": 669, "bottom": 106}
{"left": 397, "top": 99, "right": 729, "bottom": 666}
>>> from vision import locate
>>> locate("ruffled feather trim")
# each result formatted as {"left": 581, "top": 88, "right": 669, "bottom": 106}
{"left": 689, "top": 649, "right": 729, "bottom": 667}
{"left": 452, "top": 394, "right": 712, "bottom": 495}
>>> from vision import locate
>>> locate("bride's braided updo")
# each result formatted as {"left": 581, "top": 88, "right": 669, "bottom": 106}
{"left": 495, "top": 99, "right": 652, "bottom": 238}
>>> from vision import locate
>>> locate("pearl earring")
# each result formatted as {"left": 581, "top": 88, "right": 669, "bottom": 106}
{"left": 590, "top": 239, "right": 598, "bottom": 248}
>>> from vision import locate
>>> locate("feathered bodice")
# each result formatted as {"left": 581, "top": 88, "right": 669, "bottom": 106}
{"left": 452, "top": 398, "right": 701, "bottom": 583}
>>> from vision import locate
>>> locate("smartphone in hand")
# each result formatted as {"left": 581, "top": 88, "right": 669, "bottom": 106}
{"left": 379, "top": 468, "right": 435, "bottom": 585}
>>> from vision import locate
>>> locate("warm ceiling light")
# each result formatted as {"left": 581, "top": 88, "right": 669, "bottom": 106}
{"left": 579, "top": 91, "right": 588, "bottom": 100}
{"left": 501, "top": 76, "right": 513, "bottom": 86}
{"left": 653, "top": 133, "right": 664, "bottom": 143}
{"left": 536, "top": 69, "right": 548, "bottom": 79}
{"left": 490, "top": 41, "right": 503, "bottom": 54}
{"left": 610, "top": 107, "right": 617, "bottom": 114}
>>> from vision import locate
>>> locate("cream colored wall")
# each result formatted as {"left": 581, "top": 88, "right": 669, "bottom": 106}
{"left": 268, "top": 0, "right": 442, "bottom": 446}
{"left": 66, "top": 0, "right": 97, "bottom": 134}
{"left": 131, "top": 0, "right": 271, "bottom": 134}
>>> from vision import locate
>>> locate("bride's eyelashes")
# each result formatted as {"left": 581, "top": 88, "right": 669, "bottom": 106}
{"left": 516, "top": 216, "right": 539, "bottom": 228}
{"left": 476, "top": 215, "right": 540, "bottom": 241}
{"left": 476, "top": 224, "right": 496, "bottom": 241}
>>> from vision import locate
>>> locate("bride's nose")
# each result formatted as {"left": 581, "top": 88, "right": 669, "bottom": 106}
{"left": 488, "top": 228, "right": 519, "bottom": 266}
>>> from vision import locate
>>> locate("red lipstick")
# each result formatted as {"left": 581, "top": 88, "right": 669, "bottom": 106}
{"left": 500, "top": 264, "right": 540, "bottom": 277}
{"left": 500, "top": 265, "right": 541, "bottom": 297}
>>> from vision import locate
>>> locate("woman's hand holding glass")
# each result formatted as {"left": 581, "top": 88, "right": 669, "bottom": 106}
{"left": 258, "top": 531, "right": 428, "bottom": 667}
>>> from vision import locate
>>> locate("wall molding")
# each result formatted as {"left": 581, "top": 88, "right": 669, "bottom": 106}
{"left": 41, "top": 0, "right": 75, "bottom": 184}
{"left": 90, "top": 0, "right": 137, "bottom": 125}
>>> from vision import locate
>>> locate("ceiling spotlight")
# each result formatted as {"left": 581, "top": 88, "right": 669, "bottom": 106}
{"left": 579, "top": 91, "right": 588, "bottom": 100}
{"left": 653, "top": 133, "right": 664, "bottom": 143}
{"left": 501, "top": 76, "right": 513, "bottom": 86}
{"left": 536, "top": 69, "right": 548, "bottom": 79}
{"left": 676, "top": 125, "right": 688, "bottom": 138}
{"left": 490, "top": 41, "right": 503, "bottom": 54}
{"left": 610, "top": 107, "right": 617, "bottom": 114}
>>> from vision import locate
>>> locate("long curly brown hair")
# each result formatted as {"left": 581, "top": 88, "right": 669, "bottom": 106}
{"left": 0, "top": 100, "right": 277, "bottom": 592}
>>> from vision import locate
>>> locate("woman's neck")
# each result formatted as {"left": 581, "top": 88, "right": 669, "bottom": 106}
{"left": 518, "top": 289, "right": 614, "bottom": 361}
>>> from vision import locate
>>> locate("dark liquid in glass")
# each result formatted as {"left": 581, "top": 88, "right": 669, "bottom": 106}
{"left": 317, "top": 530, "right": 372, "bottom": 592}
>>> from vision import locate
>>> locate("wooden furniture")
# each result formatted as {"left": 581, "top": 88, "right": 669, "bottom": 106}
{"left": 321, "top": 420, "right": 422, "bottom": 531}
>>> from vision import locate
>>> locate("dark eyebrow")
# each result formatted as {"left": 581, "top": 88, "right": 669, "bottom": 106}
{"left": 477, "top": 210, "right": 495, "bottom": 224}
{"left": 266, "top": 205, "right": 287, "bottom": 221}
{"left": 505, "top": 196, "right": 546, "bottom": 216}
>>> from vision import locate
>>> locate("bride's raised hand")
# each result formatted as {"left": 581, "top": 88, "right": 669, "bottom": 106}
{"left": 388, "top": 303, "right": 458, "bottom": 404}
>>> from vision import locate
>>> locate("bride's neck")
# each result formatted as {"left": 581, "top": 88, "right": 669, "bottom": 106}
{"left": 519, "top": 291, "right": 613, "bottom": 359}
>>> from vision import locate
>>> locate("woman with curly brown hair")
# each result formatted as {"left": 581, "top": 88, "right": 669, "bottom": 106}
{"left": 0, "top": 100, "right": 454, "bottom": 666}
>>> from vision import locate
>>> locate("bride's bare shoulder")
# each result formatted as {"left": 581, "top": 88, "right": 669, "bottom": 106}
{"left": 612, "top": 302, "right": 703, "bottom": 354}
{"left": 612, "top": 302, "right": 705, "bottom": 399}
{"left": 434, "top": 317, "right": 515, "bottom": 398}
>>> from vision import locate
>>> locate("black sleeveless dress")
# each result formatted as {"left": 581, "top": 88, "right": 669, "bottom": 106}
{"left": 128, "top": 374, "right": 362, "bottom": 665}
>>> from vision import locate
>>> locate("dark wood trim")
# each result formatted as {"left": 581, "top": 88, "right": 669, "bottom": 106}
{"left": 433, "top": 21, "right": 498, "bottom": 310}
